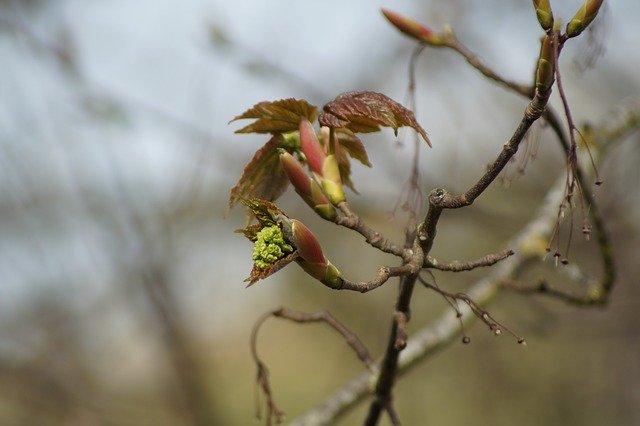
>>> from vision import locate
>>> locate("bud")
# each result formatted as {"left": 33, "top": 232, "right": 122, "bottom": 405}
{"left": 566, "top": 0, "right": 604, "bottom": 38}
{"left": 381, "top": 8, "right": 444, "bottom": 46}
{"left": 239, "top": 199, "right": 341, "bottom": 286}
{"left": 252, "top": 225, "right": 293, "bottom": 270}
{"left": 299, "top": 118, "right": 346, "bottom": 206}
{"left": 299, "top": 117, "right": 326, "bottom": 175}
{"left": 279, "top": 151, "right": 336, "bottom": 220}
{"left": 320, "top": 154, "right": 346, "bottom": 205}
{"left": 310, "top": 180, "right": 336, "bottom": 220}
{"left": 290, "top": 219, "right": 343, "bottom": 288}
{"left": 532, "top": 0, "right": 554, "bottom": 31}
{"left": 535, "top": 35, "right": 555, "bottom": 94}
{"left": 280, "top": 150, "right": 311, "bottom": 195}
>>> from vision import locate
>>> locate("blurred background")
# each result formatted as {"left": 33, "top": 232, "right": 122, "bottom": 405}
{"left": 1, "top": 0, "right": 639, "bottom": 425}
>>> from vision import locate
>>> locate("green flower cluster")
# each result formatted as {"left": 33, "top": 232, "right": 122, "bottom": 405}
{"left": 252, "top": 225, "right": 294, "bottom": 270}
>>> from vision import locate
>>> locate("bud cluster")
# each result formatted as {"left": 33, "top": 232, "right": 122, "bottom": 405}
{"left": 279, "top": 118, "right": 347, "bottom": 221}
{"left": 240, "top": 199, "right": 342, "bottom": 288}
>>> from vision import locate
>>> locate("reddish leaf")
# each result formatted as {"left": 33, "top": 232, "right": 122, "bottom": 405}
{"left": 245, "top": 251, "right": 298, "bottom": 286}
{"left": 331, "top": 130, "right": 368, "bottom": 193}
{"left": 230, "top": 98, "right": 318, "bottom": 134}
{"left": 227, "top": 135, "right": 290, "bottom": 213}
{"left": 319, "top": 91, "right": 431, "bottom": 146}
{"left": 336, "top": 129, "right": 372, "bottom": 167}
{"left": 240, "top": 198, "right": 287, "bottom": 226}
{"left": 235, "top": 223, "right": 263, "bottom": 242}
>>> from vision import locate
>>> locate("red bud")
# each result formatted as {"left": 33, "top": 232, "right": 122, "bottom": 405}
{"left": 381, "top": 8, "right": 443, "bottom": 46}
{"left": 299, "top": 118, "right": 326, "bottom": 175}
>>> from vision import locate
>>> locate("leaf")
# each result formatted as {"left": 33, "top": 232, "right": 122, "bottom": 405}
{"left": 241, "top": 198, "right": 287, "bottom": 227}
{"left": 319, "top": 91, "right": 431, "bottom": 146}
{"left": 235, "top": 223, "right": 263, "bottom": 242}
{"left": 334, "top": 130, "right": 371, "bottom": 193}
{"left": 227, "top": 135, "right": 290, "bottom": 213}
{"left": 230, "top": 98, "right": 318, "bottom": 134}
{"left": 336, "top": 129, "right": 372, "bottom": 167}
{"left": 245, "top": 251, "right": 298, "bottom": 286}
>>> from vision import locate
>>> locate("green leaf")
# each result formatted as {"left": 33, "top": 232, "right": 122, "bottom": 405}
{"left": 227, "top": 135, "right": 290, "bottom": 213}
{"left": 230, "top": 98, "right": 318, "bottom": 134}
{"left": 319, "top": 91, "right": 431, "bottom": 146}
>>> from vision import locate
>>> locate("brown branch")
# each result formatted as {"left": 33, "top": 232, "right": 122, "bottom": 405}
{"left": 250, "top": 311, "right": 285, "bottom": 426}
{"left": 250, "top": 307, "right": 378, "bottom": 425}
{"left": 337, "top": 240, "right": 424, "bottom": 293}
{"left": 291, "top": 170, "right": 570, "bottom": 426}
{"left": 335, "top": 202, "right": 409, "bottom": 260}
{"left": 337, "top": 264, "right": 410, "bottom": 293}
{"left": 272, "top": 308, "right": 376, "bottom": 371}
{"left": 425, "top": 249, "right": 514, "bottom": 272}
{"left": 434, "top": 90, "right": 551, "bottom": 211}
{"left": 420, "top": 276, "right": 526, "bottom": 344}
{"left": 364, "top": 273, "right": 419, "bottom": 426}
{"left": 363, "top": 32, "right": 557, "bottom": 426}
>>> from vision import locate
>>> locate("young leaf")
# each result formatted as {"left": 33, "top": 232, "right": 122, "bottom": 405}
{"left": 245, "top": 252, "right": 298, "bottom": 286}
{"left": 230, "top": 98, "right": 318, "bottom": 134}
{"left": 319, "top": 91, "right": 431, "bottom": 146}
{"left": 331, "top": 130, "right": 369, "bottom": 193}
{"left": 227, "top": 135, "right": 290, "bottom": 213}
{"left": 335, "top": 129, "right": 372, "bottom": 168}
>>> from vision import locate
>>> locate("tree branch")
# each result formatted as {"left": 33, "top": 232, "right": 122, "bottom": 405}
{"left": 364, "top": 273, "right": 418, "bottom": 426}
{"left": 291, "top": 168, "right": 569, "bottom": 426}
{"left": 335, "top": 202, "right": 409, "bottom": 260}
{"left": 337, "top": 264, "right": 411, "bottom": 293}
{"left": 425, "top": 249, "right": 514, "bottom": 272}
{"left": 290, "top": 99, "right": 640, "bottom": 423}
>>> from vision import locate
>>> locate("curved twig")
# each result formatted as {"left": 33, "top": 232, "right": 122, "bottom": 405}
{"left": 425, "top": 249, "right": 514, "bottom": 272}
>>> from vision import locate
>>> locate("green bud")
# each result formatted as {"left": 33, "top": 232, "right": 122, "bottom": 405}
{"left": 566, "top": 0, "right": 604, "bottom": 38}
{"left": 532, "top": 0, "right": 554, "bottom": 31}
{"left": 290, "top": 219, "right": 343, "bottom": 287}
{"left": 535, "top": 35, "right": 555, "bottom": 93}
{"left": 310, "top": 180, "right": 337, "bottom": 220}
{"left": 281, "top": 131, "right": 300, "bottom": 149}
{"left": 252, "top": 225, "right": 293, "bottom": 270}
{"left": 320, "top": 155, "right": 346, "bottom": 204}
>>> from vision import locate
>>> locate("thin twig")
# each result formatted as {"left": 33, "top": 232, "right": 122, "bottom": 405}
{"left": 251, "top": 311, "right": 285, "bottom": 426}
{"left": 335, "top": 202, "right": 409, "bottom": 260}
{"left": 337, "top": 263, "right": 415, "bottom": 293}
{"left": 250, "top": 307, "right": 379, "bottom": 425}
{"left": 419, "top": 275, "right": 526, "bottom": 344}
{"left": 425, "top": 249, "right": 514, "bottom": 272}
{"left": 273, "top": 308, "right": 376, "bottom": 371}
{"left": 364, "top": 273, "right": 419, "bottom": 426}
